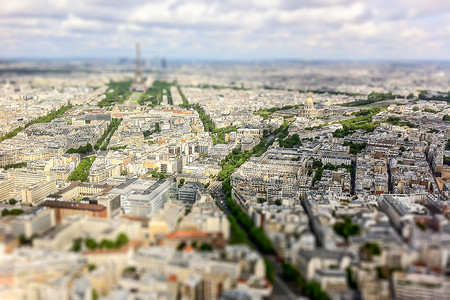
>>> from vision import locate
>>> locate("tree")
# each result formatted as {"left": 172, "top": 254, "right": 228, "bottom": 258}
{"left": 360, "top": 242, "right": 382, "bottom": 261}
{"left": 8, "top": 198, "right": 17, "bottom": 205}
{"left": 19, "top": 233, "right": 37, "bottom": 245}
{"left": 2, "top": 209, "right": 23, "bottom": 216}
{"left": 100, "top": 239, "right": 116, "bottom": 249}
{"left": 199, "top": 243, "right": 213, "bottom": 251}
{"left": 124, "top": 266, "right": 136, "bottom": 273}
{"left": 250, "top": 227, "right": 274, "bottom": 253}
{"left": 346, "top": 267, "right": 357, "bottom": 290}
{"left": 313, "top": 160, "right": 323, "bottom": 169}
{"left": 264, "top": 258, "right": 275, "bottom": 283}
{"left": 232, "top": 148, "right": 241, "bottom": 155}
{"left": 228, "top": 215, "right": 247, "bottom": 244}
{"left": 72, "top": 239, "right": 82, "bottom": 252}
{"left": 281, "top": 262, "right": 301, "bottom": 281}
{"left": 179, "top": 178, "right": 185, "bottom": 188}
{"left": 85, "top": 238, "right": 97, "bottom": 250}
{"left": 303, "top": 281, "right": 329, "bottom": 300}
{"left": 116, "top": 233, "right": 129, "bottom": 247}
{"left": 68, "top": 156, "right": 96, "bottom": 182}
{"left": 66, "top": 143, "right": 93, "bottom": 154}
{"left": 343, "top": 141, "right": 367, "bottom": 154}
{"left": 333, "top": 218, "right": 360, "bottom": 240}
{"left": 19, "top": 235, "right": 27, "bottom": 245}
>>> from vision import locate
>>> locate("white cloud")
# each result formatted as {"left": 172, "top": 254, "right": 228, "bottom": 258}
{"left": 0, "top": 0, "right": 449, "bottom": 60}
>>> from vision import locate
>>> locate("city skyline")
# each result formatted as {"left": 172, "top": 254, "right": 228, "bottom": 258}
{"left": 1, "top": 0, "right": 450, "bottom": 61}
{"left": 1, "top": 1, "right": 450, "bottom": 299}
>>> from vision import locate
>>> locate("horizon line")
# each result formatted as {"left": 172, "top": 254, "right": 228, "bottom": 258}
{"left": 1, "top": 57, "right": 450, "bottom": 64}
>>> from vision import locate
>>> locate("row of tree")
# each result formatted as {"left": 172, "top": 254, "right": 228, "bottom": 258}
{"left": 218, "top": 138, "right": 269, "bottom": 181}
{"left": 98, "top": 81, "right": 132, "bottom": 107}
{"left": 1, "top": 208, "right": 24, "bottom": 216}
{"left": 211, "top": 125, "right": 238, "bottom": 145}
{"left": 143, "top": 122, "right": 161, "bottom": 138}
{"left": 193, "top": 103, "right": 215, "bottom": 132}
{"left": 225, "top": 196, "right": 275, "bottom": 253}
{"left": 66, "top": 143, "right": 93, "bottom": 154}
{"left": 94, "top": 118, "right": 122, "bottom": 151}
{"left": 138, "top": 80, "right": 173, "bottom": 106}
{"left": 2, "top": 162, "right": 27, "bottom": 170}
{"left": 343, "top": 141, "right": 367, "bottom": 154}
{"left": 72, "top": 233, "right": 129, "bottom": 251}
{"left": 177, "top": 85, "right": 190, "bottom": 107}
{"left": 0, "top": 104, "right": 73, "bottom": 143}
{"left": 418, "top": 90, "right": 450, "bottom": 104}
{"left": 254, "top": 104, "right": 302, "bottom": 120}
{"left": 384, "top": 116, "right": 418, "bottom": 128}
{"left": 278, "top": 133, "right": 301, "bottom": 148}
{"left": 68, "top": 156, "right": 96, "bottom": 182}
{"left": 333, "top": 107, "right": 385, "bottom": 137}
{"left": 281, "top": 261, "right": 329, "bottom": 299}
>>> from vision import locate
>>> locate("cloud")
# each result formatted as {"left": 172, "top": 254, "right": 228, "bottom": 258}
{"left": 0, "top": 0, "right": 449, "bottom": 60}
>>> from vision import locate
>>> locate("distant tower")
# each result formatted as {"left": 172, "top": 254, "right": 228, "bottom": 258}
{"left": 131, "top": 43, "right": 146, "bottom": 92}
{"left": 135, "top": 43, "right": 143, "bottom": 84}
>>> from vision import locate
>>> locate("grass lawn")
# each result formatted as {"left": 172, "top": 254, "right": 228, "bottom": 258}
{"left": 128, "top": 92, "right": 142, "bottom": 104}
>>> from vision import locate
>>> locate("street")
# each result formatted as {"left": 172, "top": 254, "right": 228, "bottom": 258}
{"left": 213, "top": 188, "right": 302, "bottom": 300}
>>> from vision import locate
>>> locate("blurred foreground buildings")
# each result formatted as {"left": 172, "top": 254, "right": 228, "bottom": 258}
{"left": 0, "top": 61, "right": 449, "bottom": 299}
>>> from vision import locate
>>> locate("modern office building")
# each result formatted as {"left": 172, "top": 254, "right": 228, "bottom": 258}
{"left": 178, "top": 182, "right": 205, "bottom": 205}
{"left": 21, "top": 180, "right": 57, "bottom": 205}
{"left": 0, "top": 178, "right": 14, "bottom": 203}
{"left": 392, "top": 269, "right": 450, "bottom": 300}
{"left": 111, "top": 178, "right": 175, "bottom": 217}
{"left": 10, "top": 207, "right": 56, "bottom": 238}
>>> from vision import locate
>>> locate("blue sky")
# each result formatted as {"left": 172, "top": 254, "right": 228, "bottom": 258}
{"left": 1, "top": 0, "right": 449, "bottom": 60}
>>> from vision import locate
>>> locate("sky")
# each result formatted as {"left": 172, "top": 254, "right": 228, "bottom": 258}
{"left": 1, "top": 0, "right": 450, "bottom": 61}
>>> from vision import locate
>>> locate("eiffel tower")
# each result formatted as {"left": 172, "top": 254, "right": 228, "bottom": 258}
{"left": 131, "top": 42, "right": 146, "bottom": 92}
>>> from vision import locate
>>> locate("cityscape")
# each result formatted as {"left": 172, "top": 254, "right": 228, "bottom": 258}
{"left": 1, "top": 1, "right": 450, "bottom": 300}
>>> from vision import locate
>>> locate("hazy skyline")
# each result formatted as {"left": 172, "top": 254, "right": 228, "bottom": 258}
{"left": 1, "top": 0, "right": 450, "bottom": 61}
